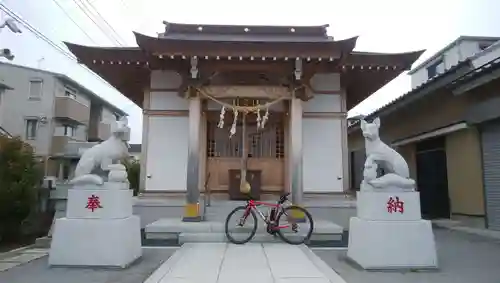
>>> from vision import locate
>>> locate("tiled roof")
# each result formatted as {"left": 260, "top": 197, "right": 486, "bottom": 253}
{"left": 450, "top": 56, "right": 500, "bottom": 87}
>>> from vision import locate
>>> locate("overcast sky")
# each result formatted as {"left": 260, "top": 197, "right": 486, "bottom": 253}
{"left": 1, "top": 0, "right": 500, "bottom": 143}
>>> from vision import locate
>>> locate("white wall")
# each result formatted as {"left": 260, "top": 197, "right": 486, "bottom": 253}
{"left": 302, "top": 94, "right": 344, "bottom": 192}
{"left": 145, "top": 116, "right": 188, "bottom": 191}
{"left": 303, "top": 94, "right": 341, "bottom": 113}
{"left": 144, "top": 70, "right": 189, "bottom": 191}
{"left": 150, "top": 91, "right": 189, "bottom": 110}
{"left": 303, "top": 118, "right": 343, "bottom": 192}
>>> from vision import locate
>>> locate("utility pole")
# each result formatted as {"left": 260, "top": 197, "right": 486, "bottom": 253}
{"left": 0, "top": 17, "right": 22, "bottom": 60}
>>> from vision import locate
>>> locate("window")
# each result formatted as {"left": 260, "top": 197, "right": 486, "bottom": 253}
{"left": 29, "top": 79, "right": 43, "bottom": 99}
{"left": 426, "top": 59, "right": 444, "bottom": 78}
{"left": 25, "top": 119, "right": 38, "bottom": 140}
{"left": 479, "top": 42, "right": 492, "bottom": 51}
{"left": 63, "top": 125, "right": 76, "bottom": 137}
{"left": 64, "top": 85, "right": 77, "bottom": 99}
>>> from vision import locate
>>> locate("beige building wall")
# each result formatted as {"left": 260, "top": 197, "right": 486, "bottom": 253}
{"left": 396, "top": 143, "right": 417, "bottom": 180}
{"left": 445, "top": 128, "right": 485, "bottom": 216}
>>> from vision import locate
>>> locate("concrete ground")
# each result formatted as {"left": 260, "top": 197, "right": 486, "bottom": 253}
{"left": 313, "top": 227, "right": 500, "bottom": 283}
{"left": 3, "top": 227, "right": 500, "bottom": 283}
{"left": 0, "top": 248, "right": 176, "bottom": 283}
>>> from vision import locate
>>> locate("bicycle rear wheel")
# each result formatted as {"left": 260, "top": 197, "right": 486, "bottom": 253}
{"left": 276, "top": 206, "right": 314, "bottom": 245}
{"left": 224, "top": 206, "right": 258, "bottom": 244}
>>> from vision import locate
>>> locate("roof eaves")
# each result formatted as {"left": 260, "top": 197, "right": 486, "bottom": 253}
{"left": 348, "top": 59, "right": 474, "bottom": 130}
{"left": 0, "top": 82, "right": 13, "bottom": 90}
{"left": 449, "top": 56, "right": 500, "bottom": 92}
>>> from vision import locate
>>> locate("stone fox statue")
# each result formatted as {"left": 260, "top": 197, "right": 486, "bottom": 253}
{"left": 361, "top": 117, "right": 410, "bottom": 179}
{"left": 71, "top": 117, "right": 130, "bottom": 185}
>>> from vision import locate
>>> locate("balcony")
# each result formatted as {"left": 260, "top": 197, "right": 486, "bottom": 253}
{"left": 97, "top": 122, "right": 111, "bottom": 140}
{"left": 88, "top": 121, "right": 112, "bottom": 141}
{"left": 50, "top": 136, "right": 71, "bottom": 156}
{"left": 51, "top": 136, "right": 98, "bottom": 156}
{"left": 54, "top": 97, "right": 90, "bottom": 124}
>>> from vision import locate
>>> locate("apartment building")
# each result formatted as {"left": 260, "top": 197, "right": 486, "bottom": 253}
{"left": 0, "top": 81, "right": 13, "bottom": 137}
{"left": 0, "top": 62, "right": 127, "bottom": 178}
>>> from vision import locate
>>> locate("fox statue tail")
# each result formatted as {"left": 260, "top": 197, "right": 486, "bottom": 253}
{"left": 69, "top": 174, "right": 104, "bottom": 186}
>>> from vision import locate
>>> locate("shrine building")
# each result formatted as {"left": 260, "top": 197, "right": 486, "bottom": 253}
{"left": 66, "top": 21, "right": 423, "bottom": 221}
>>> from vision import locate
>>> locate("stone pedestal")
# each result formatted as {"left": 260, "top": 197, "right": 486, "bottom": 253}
{"left": 347, "top": 191, "right": 438, "bottom": 270}
{"left": 49, "top": 182, "right": 142, "bottom": 268}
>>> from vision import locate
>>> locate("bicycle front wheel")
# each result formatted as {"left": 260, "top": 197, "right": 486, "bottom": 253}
{"left": 276, "top": 205, "right": 314, "bottom": 245}
{"left": 224, "top": 206, "right": 258, "bottom": 244}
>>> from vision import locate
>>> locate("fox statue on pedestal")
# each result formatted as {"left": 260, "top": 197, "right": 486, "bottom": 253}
{"left": 360, "top": 117, "right": 415, "bottom": 191}
{"left": 70, "top": 116, "right": 131, "bottom": 185}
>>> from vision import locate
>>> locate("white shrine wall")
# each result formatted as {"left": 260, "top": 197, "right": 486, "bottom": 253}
{"left": 142, "top": 70, "right": 189, "bottom": 192}
{"left": 302, "top": 73, "right": 346, "bottom": 193}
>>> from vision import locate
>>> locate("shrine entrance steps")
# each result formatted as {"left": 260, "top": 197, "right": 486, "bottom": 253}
{"left": 144, "top": 218, "right": 343, "bottom": 245}
{"left": 143, "top": 243, "right": 346, "bottom": 283}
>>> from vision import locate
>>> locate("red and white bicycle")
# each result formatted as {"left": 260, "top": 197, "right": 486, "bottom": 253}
{"left": 224, "top": 192, "right": 314, "bottom": 245}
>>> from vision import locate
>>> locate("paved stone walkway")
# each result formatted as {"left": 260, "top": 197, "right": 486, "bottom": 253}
{"left": 0, "top": 248, "right": 176, "bottom": 283}
{"left": 314, "top": 228, "right": 500, "bottom": 283}
{"left": 0, "top": 247, "right": 48, "bottom": 272}
{"left": 145, "top": 243, "right": 346, "bottom": 283}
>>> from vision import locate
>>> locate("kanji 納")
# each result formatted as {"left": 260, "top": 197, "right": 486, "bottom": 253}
{"left": 387, "top": 196, "right": 404, "bottom": 214}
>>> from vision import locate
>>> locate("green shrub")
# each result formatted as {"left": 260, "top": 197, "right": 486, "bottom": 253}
{"left": 0, "top": 136, "right": 43, "bottom": 242}
{"left": 122, "top": 158, "right": 140, "bottom": 196}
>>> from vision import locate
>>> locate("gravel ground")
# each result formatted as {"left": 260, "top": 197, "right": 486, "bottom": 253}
{"left": 313, "top": 227, "right": 500, "bottom": 283}
{"left": 0, "top": 248, "right": 177, "bottom": 283}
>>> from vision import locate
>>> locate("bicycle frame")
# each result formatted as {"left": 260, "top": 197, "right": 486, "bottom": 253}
{"left": 242, "top": 199, "right": 291, "bottom": 230}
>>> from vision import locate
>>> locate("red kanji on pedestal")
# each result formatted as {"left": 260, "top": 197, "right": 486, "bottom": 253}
{"left": 85, "top": 194, "right": 103, "bottom": 212}
{"left": 387, "top": 196, "right": 404, "bottom": 214}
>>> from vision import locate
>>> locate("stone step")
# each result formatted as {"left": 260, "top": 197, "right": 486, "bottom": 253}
{"left": 145, "top": 218, "right": 344, "bottom": 243}
{"left": 34, "top": 236, "right": 52, "bottom": 248}
{"left": 178, "top": 232, "right": 341, "bottom": 244}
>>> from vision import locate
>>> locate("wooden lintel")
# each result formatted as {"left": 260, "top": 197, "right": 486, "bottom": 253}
{"left": 200, "top": 85, "right": 291, "bottom": 99}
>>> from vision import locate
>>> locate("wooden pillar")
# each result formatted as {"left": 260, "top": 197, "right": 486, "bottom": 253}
{"left": 289, "top": 97, "right": 303, "bottom": 205}
{"left": 340, "top": 91, "right": 350, "bottom": 192}
{"left": 183, "top": 96, "right": 202, "bottom": 222}
{"left": 139, "top": 89, "right": 150, "bottom": 193}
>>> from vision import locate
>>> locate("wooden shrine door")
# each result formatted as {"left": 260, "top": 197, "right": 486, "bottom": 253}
{"left": 206, "top": 111, "right": 286, "bottom": 198}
